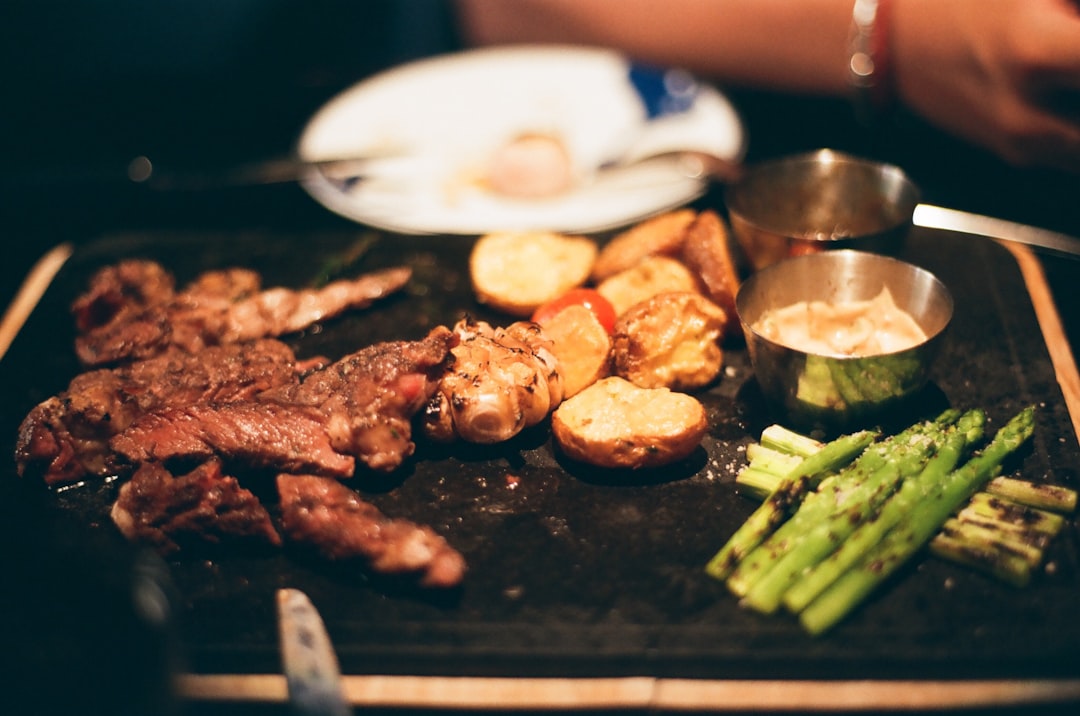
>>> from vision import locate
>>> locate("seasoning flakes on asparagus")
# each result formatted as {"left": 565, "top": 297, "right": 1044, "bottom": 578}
{"left": 707, "top": 406, "right": 1077, "bottom": 635}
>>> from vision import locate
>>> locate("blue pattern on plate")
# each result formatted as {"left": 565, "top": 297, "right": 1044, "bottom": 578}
{"left": 627, "top": 63, "right": 700, "bottom": 119}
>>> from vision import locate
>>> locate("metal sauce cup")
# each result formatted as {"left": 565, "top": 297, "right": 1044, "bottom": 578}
{"left": 736, "top": 250, "right": 953, "bottom": 434}
{"left": 726, "top": 149, "right": 921, "bottom": 271}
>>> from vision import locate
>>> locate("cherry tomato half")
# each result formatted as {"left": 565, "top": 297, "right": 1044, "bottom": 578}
{"left": 531, "top": 288, "right": 617, "bottom": 334}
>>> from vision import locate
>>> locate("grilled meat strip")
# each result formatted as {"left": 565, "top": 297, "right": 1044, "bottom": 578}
{"left": 111, "top": 459, "right": 282, "bottom": 556}
{"left": 277, "top": 474, "right": 466, "bottom": 588}
{"left": 16, "top": 339, "right": 319, "bottom": 486}
{"left": 73, "top": 259, "right": 412, "bottom": 366}
{"left": 110, "top": 326, "right": 458, "bottom": 477}
{"left": 111, "top": 401, "right": 357, "bottom": 478}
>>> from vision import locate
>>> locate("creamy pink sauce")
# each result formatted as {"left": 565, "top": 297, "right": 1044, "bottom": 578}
{"left": 753, "top": 287, "right": 927, "bottom": 356}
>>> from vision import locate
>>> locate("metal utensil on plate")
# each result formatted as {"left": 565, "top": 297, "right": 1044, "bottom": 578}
{"left": 130, "top": 63, "right": 729, "bottom": 194}
{"left": 278, "top": 588, "right": 350, "bottom": 716}
{"left": 128, "top": 153, "right": 400, "bottom": 191}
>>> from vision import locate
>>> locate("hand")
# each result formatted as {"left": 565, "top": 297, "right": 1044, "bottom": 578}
{"left": 893, "top": 0, "right": 1080, "bottom": 171}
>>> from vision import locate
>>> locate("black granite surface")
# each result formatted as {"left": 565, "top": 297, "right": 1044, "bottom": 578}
{"left": 1, "top": 224, "right": 1076, "bottom": 693}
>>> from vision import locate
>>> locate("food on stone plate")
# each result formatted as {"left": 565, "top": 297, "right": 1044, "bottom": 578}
{"left": 705, "top": 407, "right": 1077, "bottom": 635}
{"left": 107, "top": 326, "right": 456, "bottom": 477}
{"left": 610, "top": 291, "right": 727, "bottom": 391}
{"left": 484, "top": 132, "right": 575, "bottom": 199}
{"left": 463, "top": 209, "right": 742, "bottom": 453}
{"left": 16, "top": 339, "right": 323, "bottom": 486}
{"left": 110, "top": 458, "right": 283, "bottom": 555}
{"left": 591, "top": 208, "right": 697, "bottom": 281}
{"left": 110, "top": 459, "right": 465, "bottom": 588}
{"left": 753, "top": 287, "right": 928, "bottom": 357}
{"left": 679, "top": 209, "right": 741, "bottom": 336}
{"left": 276, "top": 473, "right": 466, "bottom": 589}
{"left": 98, "top": 326, "right": 460, "bottom": 588}
{"left": 551, "top": 376, "right": 708, "bottom": 469}
{"left": 530, "top": 287, "right": 617, "bottom": 335}
{"left": 422, "top": 317, "right": 563, "bottom": 444}
{"left": 531, "top": 302, "right": 612, "bottom": 399}
{"left": 72, "top": 258, "right": 412, "bottom": 367}
{"left": 16, "top": 260, "right": 467, "bottom": 588}
{"left": 469, "top": 230, "right": 598, "bottom": 317}
{"left": 595, "top": 254, "right": 702, "bottom": 317}
{"left": 592, "top": 208, "right": 740, "bottom": 332}
{"left": 19, "top": 208, "right": 746, "bottom": 587}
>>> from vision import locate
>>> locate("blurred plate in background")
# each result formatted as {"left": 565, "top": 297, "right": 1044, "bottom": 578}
{"left": 297, "top": 45, "right": 745, "bottom": 235}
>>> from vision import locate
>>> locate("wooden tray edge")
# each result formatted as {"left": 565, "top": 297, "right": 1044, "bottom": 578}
{"left": 176, "top": 673, "right": 1080, "bottom": 711}
{"left": 999, "top": 241, "right": 1080, "bottom": 444}
{"left": 0, "top": 242, "right": 73, "bottom": 362}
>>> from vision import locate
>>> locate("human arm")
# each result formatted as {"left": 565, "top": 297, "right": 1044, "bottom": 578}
{"left": 457, "top": 0, "right": 855, "bottom": 95}
{"left": 456, "top": 0, "right": 1080, "bottom": 172}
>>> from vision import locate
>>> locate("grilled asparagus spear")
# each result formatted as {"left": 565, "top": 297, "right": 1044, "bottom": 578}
{"left": 797, "top": 406, "right": 1035, "bottom": 636}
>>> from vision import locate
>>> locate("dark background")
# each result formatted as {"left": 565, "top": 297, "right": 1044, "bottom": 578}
{"left": 3, "top": 0, "right": 1078, "bottom": 334}
{"left": 2, "top": 2, "right": 1079, "bottom": 715}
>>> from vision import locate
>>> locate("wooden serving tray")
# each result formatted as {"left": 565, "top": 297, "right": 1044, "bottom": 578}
{"left": 1, "top": 225, "right": 1078, "bottom": 711}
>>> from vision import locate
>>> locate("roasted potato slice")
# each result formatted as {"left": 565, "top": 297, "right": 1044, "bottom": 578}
{"left": 537, "top": 303, "right": 612, "bottom": 398}
{"left": 470, "top": 231, "right": 597, "bottom": 317}
{"left": 611, "top": 291, "right": 727, "bottom": 391}
{"left": 596, "top": 254, "right": 700, "bottom": 317}
{"left": 551, "top": 376, "right": 707, "bottom": 469}
{"left": 680, "top": 210, "right": 741, "bottom": 338}
{"left": 591, "top": 209, "right": 697, "bottom": 281}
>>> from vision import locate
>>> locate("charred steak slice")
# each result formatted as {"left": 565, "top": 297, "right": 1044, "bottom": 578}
{"left": 277, "top": 474, "right": 466, "bottom": 588}
{"left": 109, "top": 402, "right": 357, "bottom": 479}
{"left": 211, "top": 266, "right": 413, "bottom": 343}
{"left": 264, "top": 325, "right": 458, "bottom": 473}
{"left": 72, "top": 260, "right": 179, "bottom": 366}
{"left": 111, "top": 459, "right": 281, "bottom": 556}
{"left": 109, "top": 326, "right": 456, "bottom": 478}
{"left": 16, "top": 340, "right": 308, "bottom": 485}
{"left": 74, "top": 259, "right": 412, "bottom": 366}
{"left": 72, "top": 259, "right": 177, "bottom": 334}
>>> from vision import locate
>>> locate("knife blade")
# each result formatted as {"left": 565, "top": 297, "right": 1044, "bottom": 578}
{"left": 913, "top": 203, "right": 1080, "bottom": 258}
{"left": 277, "top": 588, "right": 351, "bottom": 716}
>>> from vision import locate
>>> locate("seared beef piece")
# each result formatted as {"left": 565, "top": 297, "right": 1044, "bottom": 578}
{"left": 15, "top": 340, "right": 309, "bottom": 485}
{"left": 111, "top": 402, "right": 357, "bottom": 478}
{"left": 110, "top": 326, "right": 457, "bottom": 478}
{"left": 262, "top": 325, "right": 458, "bottom": 472}
{"left": 277, "top": 474, "right": 466, "bottom": 588}
{"left": 73, "top": 259, "right": 412, "bottom": 366}
{"left": 72, "top": 260, "right": 177, "bottom": 333}
{"left": 72, "top": 260, "right": 180, "bottom": 366}
{"left": 111, "top": 459, "right": 281, "bottom": 556}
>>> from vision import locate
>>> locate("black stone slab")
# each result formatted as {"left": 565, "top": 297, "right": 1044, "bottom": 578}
{"left": 1, "top": 226, "right": 1076, "bottom": 685}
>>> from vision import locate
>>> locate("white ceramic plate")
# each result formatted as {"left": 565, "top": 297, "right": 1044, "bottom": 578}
{"left": 297, "top": 45, "right": 745, "bottom": 235}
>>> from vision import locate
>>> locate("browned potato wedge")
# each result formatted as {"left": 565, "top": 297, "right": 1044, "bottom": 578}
{"left": 611, "top": 291, "right": 726, "bottom": 391}
{"left": 536, "top": 303, "right": 612, "bottom": 398}
{"left": 470, "top": 231, "right": 598, "bottom": 317}
{"left": 551, "top": 376, "right": 707, "bottom": 469}
{"left": 680, "top": 209, "right": 741, "bottom": 338}
{"left": 591, "top": 209, "right": 697, "bottom": 282}
{"left": 596, "top": 254, "right": 700, "bottom": 317}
